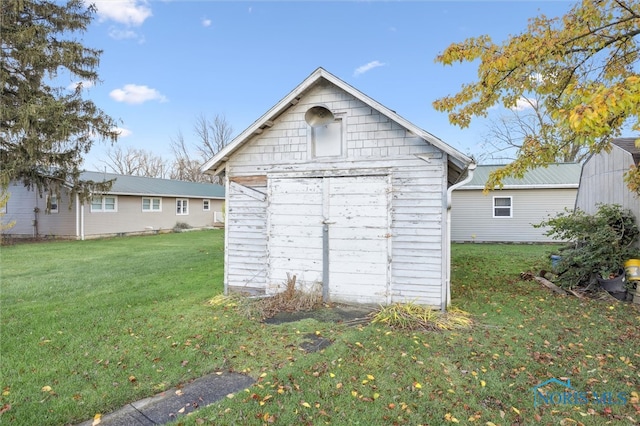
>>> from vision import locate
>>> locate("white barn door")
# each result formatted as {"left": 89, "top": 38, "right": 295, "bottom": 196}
{"left": 326, "top": 176, "right": 390, "bottom": 304}
{"left": 267, "top": 178, "right": 324, "bottom": 292}
{"left": 268, "top": 175, "right": 390, "bottom": 304}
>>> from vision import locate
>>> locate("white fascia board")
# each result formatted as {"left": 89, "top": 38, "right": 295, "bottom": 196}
{"left": 456, "top": 184, "right": 579, "bottom": 190}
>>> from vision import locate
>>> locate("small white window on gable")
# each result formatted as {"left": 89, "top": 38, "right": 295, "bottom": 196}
{"left": 47, "top": 194, "right": 58, "bottom": 213}
{"left": 493, "top": 196, "right": 512, "bottom": 218}
{"left": 305, "top": 106, "right": 342, "bottom": 158}
{"left": 203, "top": 199, "right": 210, "bottom": 211}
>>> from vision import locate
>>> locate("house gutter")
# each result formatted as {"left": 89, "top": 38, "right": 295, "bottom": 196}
{"left": 443, "top": 162, "right": 476, "bottom": 312}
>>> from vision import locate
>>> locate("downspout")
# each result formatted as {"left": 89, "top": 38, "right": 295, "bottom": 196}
{"left": 443, "top": 162, "right": 476, "bottom": 311}
{"left": 75, "top": 194, "right": 80, "bottom": 239}
{"left": 80, "top": 197, "right": 85, "bottom": 241}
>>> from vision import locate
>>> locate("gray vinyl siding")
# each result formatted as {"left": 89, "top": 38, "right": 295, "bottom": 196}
{"left": 575, "top": 145, "right": 640, "bottom": 217}
{"left": 451, "top": 188, "right": 578, "bottom": 243}
{"left": 224, "top": 83, "right": 447, "bottom": 306}
{"left": 3, "top": 184, "right": 76, "bottom": 237}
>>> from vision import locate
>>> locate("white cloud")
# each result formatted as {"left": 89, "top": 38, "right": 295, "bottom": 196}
{"left": 353, "top": 61, "right": 387, "bottom": 77}
{"left": 113, "top": 127, "right": 132, "bottom": 137}
{"left": 108, "top": 28, "right": 140, "bottom": 41}
{"left": 511, "top": 96, "right": 538, "bottom": 111}
{"left": 67, "top": 80, "right": 94, "bottom": 91}
{"left": 90, "top": 0, "right": 152, "bottom": 26}
{"left": 110, "top": 84, "right": 167, "bottom": 104}
{"left": 202, "top": 18, "right": 212, "bottom": 27}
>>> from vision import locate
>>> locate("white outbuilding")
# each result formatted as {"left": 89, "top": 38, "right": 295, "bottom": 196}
{"left": 202, "top": 68, "right": 474, "bottom": 309}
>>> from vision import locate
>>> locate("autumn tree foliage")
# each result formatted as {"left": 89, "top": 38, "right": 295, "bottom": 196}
{"left": 434, "top": 0, "right": 640, "bottom": 191}
{"left": 1, "top": 0, "right": 118, "bottom": 201}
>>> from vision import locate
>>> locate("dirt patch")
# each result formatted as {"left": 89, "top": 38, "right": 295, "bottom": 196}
{"left": 299, "top": 334, "right": 333, "bottom": 353}
{"left": 263, "top": 303, "right": 374, "bottom": 326}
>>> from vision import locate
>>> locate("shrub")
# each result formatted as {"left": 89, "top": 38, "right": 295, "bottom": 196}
{"left": 536, "top": 204, "right": 640, "bottom": 289}
{"left": 173, "top": 222, "right": 192, "bottom": 232}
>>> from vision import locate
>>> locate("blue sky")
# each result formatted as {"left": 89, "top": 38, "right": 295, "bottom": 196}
{"left": 75, "top": 0, "right": 575, "bottom": 169}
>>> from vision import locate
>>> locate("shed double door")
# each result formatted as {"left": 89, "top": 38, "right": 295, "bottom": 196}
{"left": 268, "top": 175, "right": 390, "bottom": 304}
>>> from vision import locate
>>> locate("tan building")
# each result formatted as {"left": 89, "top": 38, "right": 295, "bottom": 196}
{"left": 3, "top": 171, "right": 224, "bottom": 240}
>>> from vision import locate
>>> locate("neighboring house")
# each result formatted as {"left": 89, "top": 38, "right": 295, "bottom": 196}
{"left": 201, "top": 67, "right": 473, "bottom": 309}
{"left": 451, "top": 163, "right": 582, "bottom": 243}
{"left": 3, "top": 171, "right": 225, "bottom": 240}
{"left": 575, "top": 137, "right": 640, "bottom": 218}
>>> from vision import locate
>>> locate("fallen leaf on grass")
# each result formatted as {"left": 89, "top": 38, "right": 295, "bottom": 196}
{"left": 41, "top": 386, "right": 52, "bottom": 392}
{"left": 91, "top": 413, "right": 101, "bottom": 425}
{"left": 0, "top": 404, "right": 11, "bottom": 415}
{"left": 444, "top": 412, "right": 459, "bottom": 423}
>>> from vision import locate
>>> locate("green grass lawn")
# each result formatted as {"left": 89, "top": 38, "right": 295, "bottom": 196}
{"left": 1, "top": 233, "right": 639, "bottom": 425}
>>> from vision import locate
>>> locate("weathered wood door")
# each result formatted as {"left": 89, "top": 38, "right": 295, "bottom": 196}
{"left": 268, "top": 175, "right": 390, "bottom": 304}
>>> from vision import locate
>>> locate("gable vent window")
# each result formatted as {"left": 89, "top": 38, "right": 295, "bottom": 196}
{"left": 306, "top": 106, "right": 342, "bottom": 158}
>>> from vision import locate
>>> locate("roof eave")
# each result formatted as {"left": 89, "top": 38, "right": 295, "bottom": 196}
{"left": 458, "top": 184, "right": 579, "bottom": 190}
{"left": 104, "top": 192, "right": 225, "bottom": 198}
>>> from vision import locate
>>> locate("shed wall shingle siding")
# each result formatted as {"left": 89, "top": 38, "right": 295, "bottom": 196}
{"left": 223, "top": 82, "right": 448, "bottom": 306}
{"left": 225, "top": 182, "right": 268, "bottom": 292}
{"left": 451, "top": 188, "right": 578, "bottom": 242}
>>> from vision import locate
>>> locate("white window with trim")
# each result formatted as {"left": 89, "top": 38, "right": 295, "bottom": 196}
{"left": 493, "top": 196, "right": 512, "bottom": 218}
{"left": 142, "top": 197, "right": 162, "bottom": 212}
{"left": 176, "top": 199, "right": 188, "bottom": 215}
{"left": 311, "top": 119, "right": 343, "bottom": 158}
{"left": 91, "top": 196, "right": 117, "bottom": 212}
{"left": 47, "top": 194, "right": 58, "bottom": 213}
{"left": 203, "top": 199, "right": 210, "bottom": 211}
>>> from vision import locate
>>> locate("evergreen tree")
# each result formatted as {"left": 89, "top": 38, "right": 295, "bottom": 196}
{"left": 1, "top": 0, "right": 118, "bottom": 202}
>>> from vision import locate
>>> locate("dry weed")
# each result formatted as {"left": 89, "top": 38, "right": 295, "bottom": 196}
{"left": 370, "top": 302, "right": 473, "bottom": 331}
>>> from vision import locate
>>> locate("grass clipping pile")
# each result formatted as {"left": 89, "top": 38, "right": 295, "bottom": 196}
{"left": 209, "top": 274, "right": 323, "bottom": 320}
{"left": 370, "top": 302, "right": 473, "bottom": 332}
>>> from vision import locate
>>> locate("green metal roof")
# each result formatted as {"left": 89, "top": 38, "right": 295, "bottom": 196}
{"left": 459, "top": 163, "right": 582, "bottom": 190}
{"left": 80, "top": 171, "right": 225, "bottom": 198}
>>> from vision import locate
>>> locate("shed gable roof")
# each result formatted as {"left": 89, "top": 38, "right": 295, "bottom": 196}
{"left": 458, "top": 163, "right": 582, "bottom": 190}
{"left": 611, "top": 137, "right": 640, "bottom": 164}
{"left": 81, "top": 171, "right": 225, "bottom": 198}
{"left": 201, "top": 67, "right": 472, "bottom": 182}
